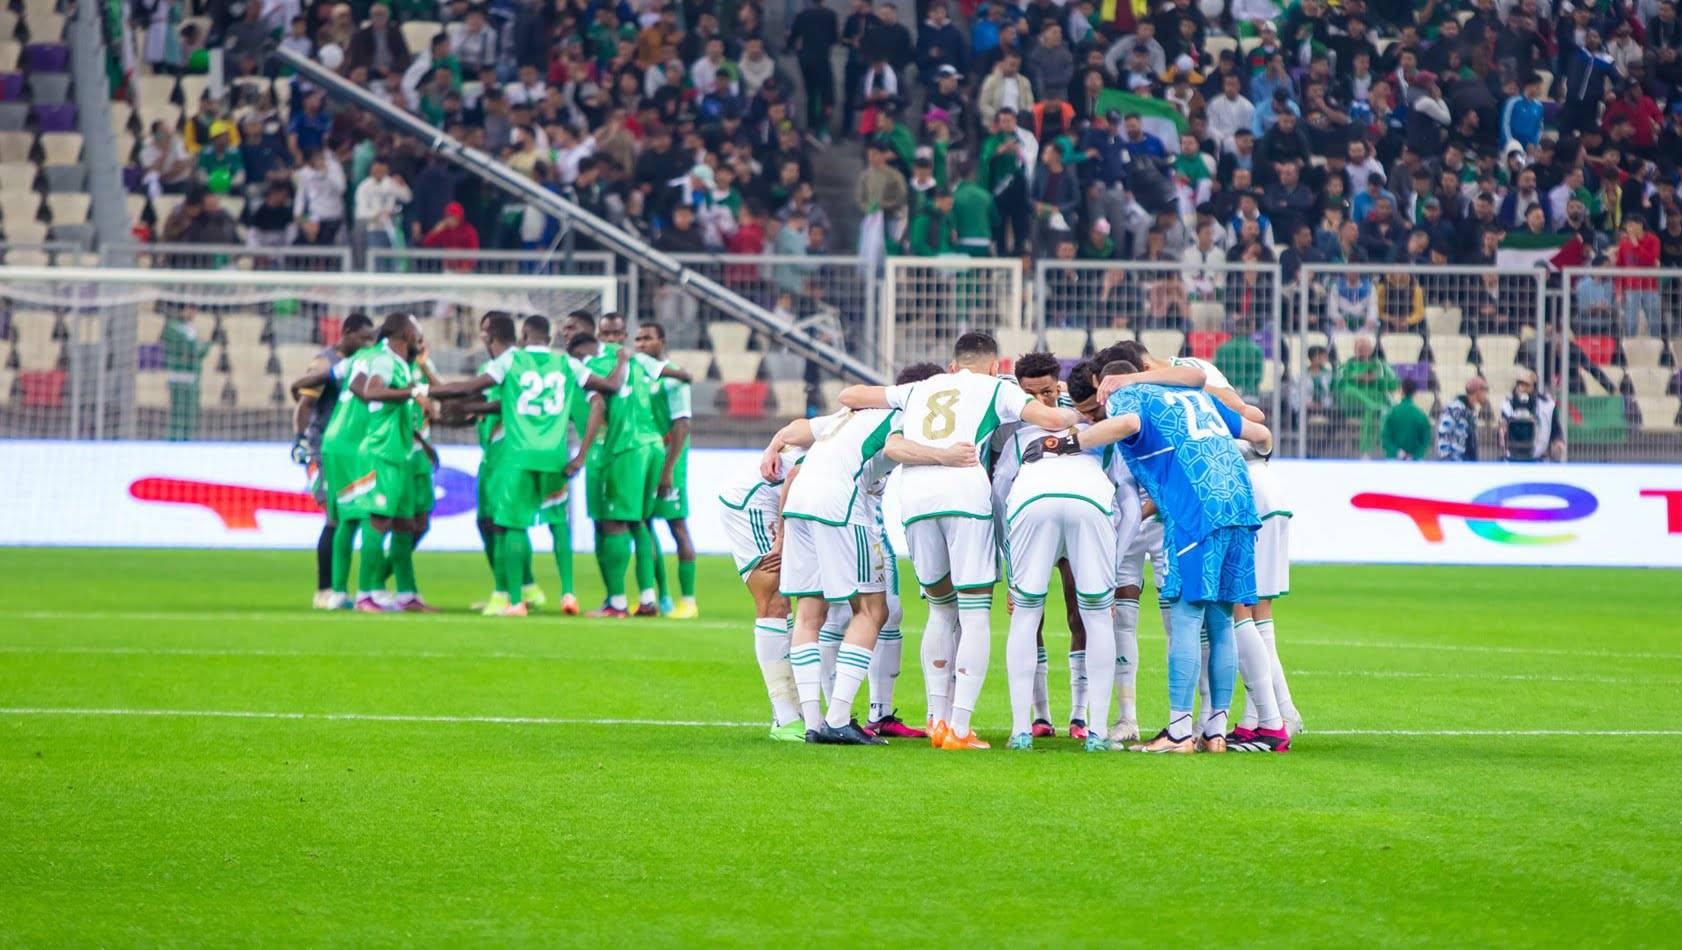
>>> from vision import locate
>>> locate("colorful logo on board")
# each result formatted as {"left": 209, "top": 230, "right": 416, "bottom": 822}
{"left": 1351, "top": 482, "right": 1598, "bottom": 545}
{"left": 128, "top": 467, "right": 476, "bottom": 529}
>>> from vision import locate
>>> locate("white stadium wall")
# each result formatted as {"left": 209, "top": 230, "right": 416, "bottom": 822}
{"left": 1, "top": 442, "right": 1679, "bottom": 568}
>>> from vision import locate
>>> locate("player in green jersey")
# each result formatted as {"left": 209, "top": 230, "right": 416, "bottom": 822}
{"left": 635, "top": 321, "right": 699, "bottom": 619}
{"left": 289, "top": 313, "right": 375, "bottom": 609}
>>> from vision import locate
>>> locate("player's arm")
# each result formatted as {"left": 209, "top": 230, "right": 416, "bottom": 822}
{"left": 658, "top": 363, "right": 693, "bottom": 383}
{"left": 1095, "top": 363, "right": 1207, "bottom": 402}
{"left": 1211, "top": 397, "right": 1274, "bottom": 454}
{"left": 1207, "top": 382, "right": 1266, "bottom": 423}
{"left": 566, "top": 396, "right": 606, "bottom": 478}
{"left": 289, "top": 367, "right": 334, "bottom": 399}
{"left": 1019, "top": 400, "right": 1082, "bottom": 431}
{"left": 578, "top": 345, "right": 631, "bottom": 393}
{"left": 1076, "top": 412, "right": 1142, "bottom": 449}
{"left": 426, "top": 371, "right": 497, "bottom": 398}
{"left": 836, "top": 384, "right": 890, "bottom": 409}
{"left": 761, "top": 418, "right": 816, "bottom": 481}
{"left": 355, "top": 371, "right": 425, "bottom": 403}
{"left": 658, "top": 416, "right": 689, "bottom": 494}
{"left": 884, "top": 432, "right": 979, "bottom": 467}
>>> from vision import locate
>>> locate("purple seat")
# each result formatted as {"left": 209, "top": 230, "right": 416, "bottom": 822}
{"left": 32, "top": 102, "right": 77, "bottom": 132}
{"left": 22, "top": 43, "right": 71, "bottom": 74}
{"left": 136, "top": 343, "right": 165, "bottom": 371}
{"left": 1251, "top": 328, "right": 1275, "bottom": 357}
{"left": 1395, "top": 361, "right": 1432, "bottom": 389}
{"left": 122, "top": 164, "right": 144, "bottom": 192}
{"left": 1057, "top": 355, "right": 1083, "bottom": 379}
{"left": 0, "top": 73, "right": 23, "bottom": 100}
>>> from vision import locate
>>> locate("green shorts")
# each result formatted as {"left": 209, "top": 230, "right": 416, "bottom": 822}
{"left": 323, "top": 450, "right": 368, "bottom": 521}
{"left": 411, "top": 459, "right": 435, "bottom": 516}
{"left": 476, "top": 460, "right": 497, "bottom": 523}
{"left": 360, "top": 455, "right": 416, "bottom": 519}
{"left": 535, "top": 469, "right": 571, "bottom": 527}
{"left": 601, "top": 445, "right": 660, "bottom": 522}
{"left": 489, "top": 465, "right": 570, "bottom": 530}
{"left": 651, "top": 450, "right": 688, "bottom": 521}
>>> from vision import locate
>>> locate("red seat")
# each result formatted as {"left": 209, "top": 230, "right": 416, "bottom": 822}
{"left": 722, "top": 381, "right": 769, "bottom": 419}
{"left": 1577, "top": 335, "right": 1617, "bottom": 366}
{"left": 1188, "top": 331, "right": 1231, "bottom": 361}
{"left": 318, "top": 316, "right": 342, "bottom": 346}
{"left": 19, "top": 370, "right": 65, "bottom": 408}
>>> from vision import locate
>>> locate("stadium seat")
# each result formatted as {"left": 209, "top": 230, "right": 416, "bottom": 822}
{"left": 1432, "top": 335, "right": 1472, "bottom": 365}
{"left": 25, "top": 11, "right": 66, "bottom": 40}
{"left": 273, "top": 79, "right": 291, "bottom": 108}
{"left": 137, "top": 310, "right": 166, "bottom": 342}
{"left": 819, "top": 379, "right": 845, "bottom": 409}
{"left": 1140, "top": 330, "right": 1184, "bottom": 360}
{"left": 1188, "top": 330, "right": 1230, "bottom": 361}
{"left": 1484, "top": 363, "right": 1519, "bottom": 396}
{"left": 1576, "top": 335, "right": 1617, "bottom": 366}
{"left": 1382, "top": 333, "right": 1424, "bottom": 364}
{"left": 1626, "top": 366, "right": 1676, "bottom": 397}
{"left": 134, "top": 372, "right": 170, "bottom": 408}
{"left": 41, "top": 163, "right": 82, "bottom": 193}
{"left": 1623, "top": 336, "right": 1664, "bottom": 368}
{"left": 666, "top": 348, "right": 713, "bottom": 381}
{"left": 707, "top": 321, "right": 751, "bottom": 355}
{"left": 1435, "top": 361, "right": 1474, "bottom": 395}
{"left": 689, "top": 379, "right": 721, "bottom": 417}
{"left": 1330, "top": 331, "right": 1357, "bottom": 359}
{"left": 760, "top": 350, "right": 806, "bottom": 381}
{"left": 401, "top": 20, "right": 443, "bottom": 56}
{"left": 151, "top": 192, "right": 183, "bottom": 223}
{"left": 1410, "top": 388, "right": 1435, "bottom": 414}
{"left": 1476, "top": 335, "right": 1519, "bottom": 369}
{"left": 0, "top": 41, "right": 17, "bottom": 72}
{"left": 44, "top": 191, "right": 88, "bottom": 223}
{"left": 1204, "top": 35, "right": 1237, "bottom": 58}
{"left": 721, "top": 381, "right": 768, "bottom": 419}
{"left": 4, "top": 246, "right": 48, "bottom": 264}
{"left": 0, "top": 161, "right": 34, "bottom": 192}
{"left": 200, "top": 373, "right": 233, "bottom": 408}
{"left": 770, "top": 380, "right": 808, "bottom": 414}
{"left": 72, "top": 313, "right": 102, "bottom": 345}
{"left": 234, "top": 376, "right": 281, "bottom": 409}
{"left": 124, "top": 193, "right": 147, "bottom": 225}
{"left": 1423, "top": 306, "right": 1456, "bottom": 337}
{"left": 134, "top": 75, "right": 178, "bottom": 114}
{"left": 140, "top": 103, "right": 181, "bottom": 131}
{"left": 12, "top": 310, "right": 57, "bottom": 368}
{"left": 1534, "top": 69, "right": 1553, "bottom": 93}
{"left": 276, "top": 343, "right": 319, "bottom": 381}
{"left": 219, "top": 313, "right": 266, "bottom": 350}
{"left": 37, "top": 131, "right": 79, "bottom": 164}
{"left": 0, "top": 130, "right": 31, "bottom": 163}
{"left": 27, "top": 72, "right": 69, "bottom": 104}
{"left": 1239, "top": 36, "right": 1262, "bottom": 55}
{"left": 994, "top": 328, "right": 1037, "bottom": 359}
{"left": 1044, "top": 327, "right": 1089, "bottom": 356}
{"left": 109, "top": 100, "right": 132, "bottom": 133}
{"left": 114, "top": 132, "right": 136, "bottom": 163}
{"left": 0, "top": 102, "right": 27, "bottom": 130}
{"left": 219, "top": 194, "right": 243, "bottom": 220}
{"left": 714, "top": 352, "right": 762, "bottom": 384}
{"left": 1189, "top": 302, "right": 1225, "bottom": 332}
{"left": 179, "top": 75, "right": 210, "bottom": 110}
{"left": 1, "top": 190, "right": 40, "bottom": 223}
{"left": 0, "top": 367, "right": 12, "bottom": 406}
{"left": 18, "top": 368, "right": 64, "bottom": 407}
{"left": 1636, "top": 396, "right": 1678, "bottom": 430}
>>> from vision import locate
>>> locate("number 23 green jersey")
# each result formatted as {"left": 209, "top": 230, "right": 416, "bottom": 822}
{"left": 485, "top": 345, "right": 592, "bottom": 472}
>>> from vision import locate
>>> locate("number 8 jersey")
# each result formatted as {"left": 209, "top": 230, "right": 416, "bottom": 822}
{"left": 884, "top": 369, "right": 1032, "bottom": 525}
{"left": 484, "top": 345, "right": 593, "bottom": 473}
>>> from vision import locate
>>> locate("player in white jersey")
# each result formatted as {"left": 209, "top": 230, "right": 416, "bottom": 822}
{"left": 1098, "top": 341, "right": 1296, "bottom": 751}
{"left": 768, "top": 363, "right": 963, "bottom": 745}
{"left": 718, "top": 443, "right": 805, "bottom": 741}
{"left": 841, "top": 332, "right": 1079, "bottom": 750}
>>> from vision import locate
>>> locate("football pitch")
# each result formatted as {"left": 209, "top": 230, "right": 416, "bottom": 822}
{"left": 2, "top": 549, "right": 1679, "bottom": 945}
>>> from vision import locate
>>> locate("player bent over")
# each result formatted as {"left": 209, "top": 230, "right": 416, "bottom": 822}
{"left": 841, "top": 332, "right": 1079, "bottom": 750}
{"left": 718, "top": 442, "right": 806, "bottom": 740}
{"left": 289, "top": 314, "right": 377, "bottom": 609}
{"left": 1041, "top": 364, "right": 1271, "bottom": 753}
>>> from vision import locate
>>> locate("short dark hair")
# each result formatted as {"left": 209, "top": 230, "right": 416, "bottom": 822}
{"left": 1401, "top": 377, "right": 1419, "bottom": 397}
{"left": 377, "top": 311, "right": 414, "bottom": 340}
{"left": 1307, "top": 344, "right": 1328, "bottom": 360}
{"left": 953, "top": 330, "right": 999, "bottom": 363}
{"left": 1109, "top": 339, "right": 1152, "bottom": 367}
{"left": 341, "top": 312, "right": 373, "bottom": 335}
{"left": 896, "top": 362, "right": 944, "bottom": 385}
{"left": 485, "top": 312, "right": 517, "bottom": 343}
{"left": 567, "top": 332, "right": 598, "bottom": 355}
{"left": 567, "top": 309, "right": 597, "bottom": 331}
{"left": 1013, "top": 351, "right": 1061, "bottom": 382}
{"left": 522, "top": 314, "right": 552, "bottom": 340}
{"left": 641, "top": 321, "right": 667, "bottom": 340}
{"left": 1100, "top": 358, "right": 1140, "bottom": 377}
{"left": 1064, "top": 359, "right": 1098, "bottom": 403}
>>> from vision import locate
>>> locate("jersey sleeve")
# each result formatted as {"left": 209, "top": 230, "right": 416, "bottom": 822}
{"left": 993, "top": 379, "right": 1033, "bottom": 424}
{"left": 328, "top": 355, "right": 355, "bottom": 384}
{"left": 483, "top": 348, "right": 516, "bottom": 384}
{"left": 565, "top": 354, "right": 592, "bottom": 384}
{"left": 361, "top": 350, "right": 396, "bottom": 384}
{"left": 1110, "top": 389, "right": 1148, "bottom": 447}
{"left": 632, "top": 352, "right": 667, "bottom": 379}
{"left": 1177, "top": 355, "right": 1232, "bottom": 391}
{"left": 664, "top": 380, "right": 692, "bottom": 420}
{"left": 1212, "top": 397, "right": 1246, "bottom": 439}
{"left": 883, "top": 382, "right": 915, "bottom": 409}
{"left": 806, "top": 409, "right": 844, "bottom": 442}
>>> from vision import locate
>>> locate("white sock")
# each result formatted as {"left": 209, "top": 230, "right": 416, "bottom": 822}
{"left": 789, "top": 643, "right": 823, "bottom": 731}
{"left": 1032, "top": 644, "right": 1051, "bottom": 721}
{"left": 1079, "top": 602, "right": 1116, "bottom": 741}
{"left": 867, "top": 627, "right": 902, "bottom": 722}
{"left": 1205, "top": 708, "right": 1229, "bottom": 739}
{"left": 1166, "top": 709, "right": 1194, "bottom": 741}
{"left": 1194, "top": 630, "right": 1211, "bottom": 737}
{"left": 920, "top": 593, "right": 958, "bottom": 723}
{"left": 608, "top": 593, "right": 629, "bottom": 610}
{"left": 949, "top": 590, "right": 993, "bottom": 736}
{"left": 752, "top": 619, "right": 799, "bottom": 727}
{"left": 1258, "top": 619, "right": 1297, "bottom": 721}
{"left": 1235, "top": 618, "right": 1282, "bottom": 730}
{"left": 1005, "top": 594, "right": 1044, "bottom": 737}
{"left": 1113, "top": 597, "right": 1140, "bottom": 726}
{"left": 639, "top": 588, "right": 657, "bottom": 606}
{"left": 825, "top": 643, "right": 873, "bottom": 728}
{"left": 1068, "top": 649, "right": 1088, "bottom": 724}
{"left": 818, "top": 606, "right": 847, "bottom": 703}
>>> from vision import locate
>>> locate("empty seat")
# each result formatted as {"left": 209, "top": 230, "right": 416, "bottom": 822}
{"left": 42, "top": 164, "right": 84, "bottom": 192}
{"left": 1188, "top": 330, "right": 1229, "bottom": 361}
{"left": 125, "top": 193, "right": 147, "bottom": 224}
{"left": 134, "top": 372, "right": 170, "bottom": 408}
{"left": 151, "top": 192, "right": 183, "bottom": 223}
{"left": 1204, "top": 35, "right": 1237, "bottom": 57}
{"left": 1636, "top": 396, "right": 1679, "bottom": 430}
{"left": 50, "top": 221, "right": 93, "bottom": 247}
{"left": 13, "top": 311, "right": 60, "bottom": 369}
{"left": 1477, "top": 335, "right": 1519, "bottom": 368}
{"left": 235, "top": 377, "right": 283, "bottom": 409}
{"left": 771, "top": 380, "right": 808, "bottom": 414}
{"left": 721, "top": 380, "right": 769, "bottom": 419}
{"left": 37, "top": 131, "right": 79, "bottom": 164}
{"left": 1576, "top": 335, "right": 1617, "bottom": 366}
{"left": 137, "top": 310, "right": 166, "bottom": 342}
{"left": 109, "top": 100, "right": 133, "bottom": 133}
{"left": 0, "top": 130, "right": 31, "bottom": 163}
{"left": 1431, "top": 334, "right": 1472, "bottom": 364}
{"left": 1626, "top": 366, "right": 1677, "bottom": 398}
{"left": 1435, "top": 361, "right": 1475, "bottom": 395}
{"left": 1, "top": 190, "right": 41, "bottom": 222}
{"left": 218, "top": 194, "right": 244, "bottom": 220}
{"left": 114, "top": 132, "right": 136, "bottom": 163}
{"left": 139, "top": 103, "right": 181, "bottom": 131}
{"left": 0, "top": 368, "right": 12, "bottom": 406}
{"left": 134, "top": 74, "right": 178, "bottom": 112}
{"left": 200, "top": 373, "right": 233, "bottom": 408}
{"left": 1188, "top": 302, "right": 1225, "bottom": 332}
{"left": 707, "top": 321, "right": 751, "bottom": 354}
{"left": 0, "top": 102, "right": 27, "bottom": 131}
{"left": 714, "top": 352, "right": 762, "bottom": 384}
{"left": 44, "top": 191, "right": 89, "bottom": 223}
{"left": 0, "top": 160, "right": 38, "bottom": 188}
{"left": 761, "top": 350, "right": 807, "bottom": 381}
{"left": 219, "top": 313, "right": 267, "bottom": 350}
{"left": 27, "top": 72, "right": 69, "bottom": 104}
{"left": 666, "top": 348, "right": 713, "bottom": 380}
{"left": 178, "top": 74, "right": 210, "bottom": 110}
{"left": 1044, "top": 328, "right": 1089, "bottom": 356}
{"left": 0, "top": 41, "right": 17, "bottom": 72}
{"left": 5, "top": 220, "right": 47, "bottom": 243}
{"left": 276, "top": 342, "right": 321, "bottom": 381}
{"left": 819, "top": 379, "right": 845, "bottom": 409}
{"left": 1484, "top": 363, "right": 1519, "bottom": 396}
{"left": 1141, "top": 330, "right": 1184, "bottom": 360}
{"left": 1382, "top": 333, "right": 1424, "bottom": 364}
{"left": 1623, "top": 336, "right": 1664, "bottom": 368}
{"left": 1423, "top": 305, "right": 1457, "bottom": 337}
{"left": 25, "top": 11, "right": 66, "bottom": 40}
{"left": 3, "top": 246, "right": 47, "bottom": 264}
{"left": 993, "top": 328, "right": 1037, "bottom": 359}
{"left": 401, "top": 20, "right": 443, "bottom": 56}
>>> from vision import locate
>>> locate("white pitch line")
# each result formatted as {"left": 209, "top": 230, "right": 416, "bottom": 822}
{"left": 2, "top": 707, "right": 1681, "bottom": 737}
{"left": 1289, "top": 669, "right": 1682, "bottom": 686}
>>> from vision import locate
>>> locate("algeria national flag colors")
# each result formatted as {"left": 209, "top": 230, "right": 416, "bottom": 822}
{"left": 1496, "top": 231, "right": 1587, "bottom": 271}
{"left": 1095, "top": 90, "right": 1189, "bottom": 153}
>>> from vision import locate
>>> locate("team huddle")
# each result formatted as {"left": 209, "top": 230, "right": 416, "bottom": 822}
{"left": 722, "top": 330, "right": 1303, "bottom": 753}
{"left": 289, "top": 309, "right": 701, "bottom": 620}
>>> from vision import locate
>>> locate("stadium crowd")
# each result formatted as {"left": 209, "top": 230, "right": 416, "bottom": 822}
{"left": 127, "top": 0, "right": 1682, "bottom": 295}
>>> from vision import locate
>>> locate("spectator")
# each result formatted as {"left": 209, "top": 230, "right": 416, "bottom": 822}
{"left": 916, "top": 3, "right": 965, "bottom": 89}
{"left": 1334, "top": 334, "right": 1398, "bottom": 457}
{"left": 245, "top": 181, "right": 297, "bottom": 249}
{"left": 419, "top": 200, "right": 479, "bottom": 271}
{"left": 1103, "top": 19, "right": 1165, "bottom": 79}
{"left": 1559, "top": 29, "right": 1614, "bottom": 136}
{"left": 1376, "top": 271, "right": 1424, "bottom": 331}
{"left": 1436, "top": 376, "right": 1488, "bottom": 461}
{"left": 1358, "top": 197, "right": 1404, "bottom": 260}
{"left": 1206, "top": 73, "right": 1254, "bottom": 153}
{"left": 1325, "top": 271, "right": 1377, "bottom": 333}
{"left": 224, "top": 3, "right": 274, "bottom": 66}
{"left": 197, "top": 122, "right": 245, "bottom": 193}
{"left": 294, "top": 147, "right": 347, "bottom": 243}
{"left": 951, "top": 160, "right": 998, "bottom": 257}
{"left": 353, "top": 157, "right": 411, "bottom": 268}
{"left": 981, "top": 111, "right": 1034, "bottom": 255}
{"left": 1501, "top": 74, "right": 1545, "bottom": 151}
{"left": 1299, "top": 343, "right": 1335, "bottom": 414}
{"left": 345, "top": 3, "right": 410, "bottom": 77}
{"left": 1032, "top": 142, "right": 1079, "bottom": 236}
{"left": 1498, "top": 368, "right": 1564, "bottom": 462}
{"left": 1381, "top": 378, "right": 1433, "bottom": 460}
{"left": 909, "top": 188, "right": 956, "bottom": 256}
{"left": 980, "top": 52, "right": 1035, "bottom": 130}
{"left": 1615, "top": 218, "right": 1661, "bottom": 336}
{"left": 860, "top": 3, "right": 914, "bottom": 83}
{"left": 854, "top": 141, "right": 908, "bottom": 250}
{"left": 141, "top": 121, "right": 195, "bottom": 199}
{"left": 1026, "top": 23, "right": 1074, "bottom": 100}
{"left": 788, "top": 0, "right": 839, "bottom": 139}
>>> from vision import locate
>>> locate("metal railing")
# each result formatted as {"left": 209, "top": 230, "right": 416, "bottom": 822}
{"left": 103, "top": 242, "right": 355, "bottom": 272}
{"left": 1559, "top": 266, "right": 1682, "bottom": 463}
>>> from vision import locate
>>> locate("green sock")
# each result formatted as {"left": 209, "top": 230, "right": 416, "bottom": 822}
{"left": 550, "top": 522, "right": 574, "bottom": 594}
{"left": 630, "top": 521, "right": 655, "bottom": 600}
{"left": 478, "top": 520, "right": 496, "bottom": 571}
{"left": 357, "top": 522, "right": 386, "bottom": 596}
{"left": 331, "top": 520, "right": 357, "bottom": 594}
{"left": 523, "top": 545, "right": 534, "bottom": 586}
{"left": 500, "top": 530, "right": 529, "bottom": 605}
{"left": 389, "top": 532, "right": 416, "bottom": 594}
{"left": 678, "top": 558, "right": 697, "bottom": 599}
{"left": 648, "top": 521, "right": 668, "bottom": 600}
{"left": 600, "top": 530, "right": 631, "bottom": 603}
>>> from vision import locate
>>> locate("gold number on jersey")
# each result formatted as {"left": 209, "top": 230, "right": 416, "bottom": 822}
{"left": 922, "top": 389, "right": 960, "bottom": 440}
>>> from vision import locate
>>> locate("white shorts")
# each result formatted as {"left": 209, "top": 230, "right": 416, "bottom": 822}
{"left": 1255, "top": 514, "right": 1291, "bottom": 599}
{"left": 904, "top": 515, "right": 998, "bottom": 590}
{"left": 1115, "top": 516, "right": 1166, "bottom": 590}
{"left": 778, "top": 517, "right": 888, "bottom": 601}
{"left": 1006, "top": 497, "right": 1118, "bottom": 600}
{"left": 721, "top": 505, "right": 779, "bottom": 576}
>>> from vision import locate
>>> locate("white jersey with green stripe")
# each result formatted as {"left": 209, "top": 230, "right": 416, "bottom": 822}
{"left": 782, "top": 408, "right": 898, "bottom": 527}
{"left": 884, "top": 369, "right": 1031, "bottom": 524}
{"left": 1169, "top": 355, "right": 1281, "bottom": 516}
{"left": 718, "top": 446, "right": 801, "bottom": 515}
{"left": 1000, "top": 422, "right": 1116, "bottom": 524}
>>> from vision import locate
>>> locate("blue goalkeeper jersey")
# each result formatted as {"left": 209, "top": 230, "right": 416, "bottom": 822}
{"left": 1106, "top": 384, "right": 1259, "bottom": 553}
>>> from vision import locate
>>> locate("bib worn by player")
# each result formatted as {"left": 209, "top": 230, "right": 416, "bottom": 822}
{"left": 780, "top": 408, "right": 897, "bottom": 602}
{"left": 650, "top": 373, "right": 692, "bottom": 520}
{"left": 885, "top": 369, "right": 1032, "bottom": 589}
{"left": 485, "top": 345, "right": 591, "bottom": 530}
{"left": 351, "top": 341, "right": 419, "bottom": 520}
{"left": 320, "top": 344, "right": 383, "bottom": 518}
{"left": 584, "top": 345, "right": 666, "bottom": 522}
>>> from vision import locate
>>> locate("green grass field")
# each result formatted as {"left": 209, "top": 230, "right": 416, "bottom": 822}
{"left": 2, "top": 548, "right": 1679, "bottom": 946}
